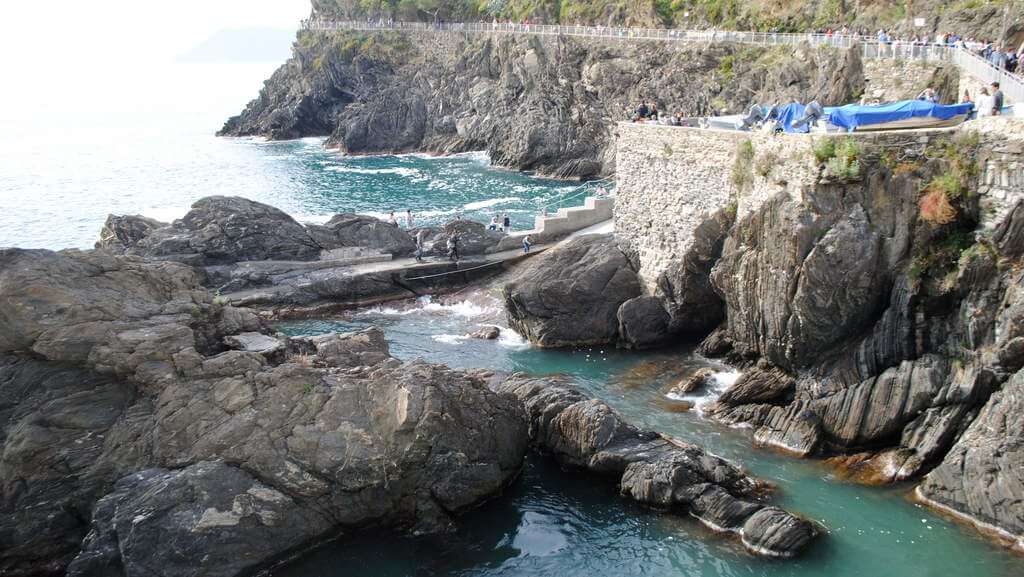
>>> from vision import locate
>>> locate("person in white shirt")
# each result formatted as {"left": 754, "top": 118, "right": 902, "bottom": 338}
{"left": 976, "top": 87, "right": 993, "bottom": 117}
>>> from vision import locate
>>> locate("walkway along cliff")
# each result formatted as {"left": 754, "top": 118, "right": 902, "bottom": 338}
{"left": 503, "top": 116, "right": 1024, "bottom": 548}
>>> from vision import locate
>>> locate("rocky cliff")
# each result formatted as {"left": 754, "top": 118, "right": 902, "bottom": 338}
{"left": 221, "top": 30, "right": 863, "bottom": 178}
{"left": 503, "top": 119, "right": 1024, "bottom": 546}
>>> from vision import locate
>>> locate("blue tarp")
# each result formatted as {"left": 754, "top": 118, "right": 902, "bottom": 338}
{"left": 827, "top": 100, "right": 974, "bottom": 131}
{"left": 774, "top": 102, "right": 809, "bottom": 133}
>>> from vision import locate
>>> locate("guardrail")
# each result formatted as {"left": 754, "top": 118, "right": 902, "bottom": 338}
{"left": 302, "top": 19, "right": 1022, "bottom": 103}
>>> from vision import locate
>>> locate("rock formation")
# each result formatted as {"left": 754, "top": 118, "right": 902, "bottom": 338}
{"left": 502, "top": 234, "right": 643, "bottom": 347}
{"left": 221, "top": 30, "right": 865, "bottom": 178}
{"left": 495, "top": 374, "right": 818, "bottom": 557}
{"left": 0, "top": 247, "right": 528, "bottom": 576}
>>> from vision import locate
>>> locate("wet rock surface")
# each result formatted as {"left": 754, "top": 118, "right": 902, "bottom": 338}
{"left": 495, "top": 374, "right": 818, "bottom": 558}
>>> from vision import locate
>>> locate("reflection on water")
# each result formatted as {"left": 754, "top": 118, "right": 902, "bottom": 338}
{"left": 273, "top": 292, "right": 1024, "bottom": 577}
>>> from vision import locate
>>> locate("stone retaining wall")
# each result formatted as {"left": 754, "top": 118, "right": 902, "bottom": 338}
{"left": 614, "top": 119, "right": 1024, "bottom": 290}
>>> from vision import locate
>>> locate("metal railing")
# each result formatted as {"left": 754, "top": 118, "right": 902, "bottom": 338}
{"left": 302, "top": 19, "right": 1023, "bottom": 103}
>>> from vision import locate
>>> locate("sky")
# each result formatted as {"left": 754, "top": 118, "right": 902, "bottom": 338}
{"left": 0, "top": 0, "right": 310, "bottom": 116}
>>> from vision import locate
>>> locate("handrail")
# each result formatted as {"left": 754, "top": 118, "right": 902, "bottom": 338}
{"left": 540, "top": 176, "right": 614, "bottom": 212}
{"left": 301, "top": 19, "right": 1022, "bottom": 103}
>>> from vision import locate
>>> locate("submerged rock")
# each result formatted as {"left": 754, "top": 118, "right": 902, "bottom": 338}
{"left": 668, "top": 367, "right": 717, "bottom": 396}
{"left": 495, "top": 374, "right": 818, "bottom": 558}
{"left": 469, "top": 326, "right": 501, "bottom": 340}
{"left": 503, "top": 234, "right": 641, "bottom": 347}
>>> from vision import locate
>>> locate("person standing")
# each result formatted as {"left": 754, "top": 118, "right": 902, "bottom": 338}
{"left": 977, "top": 86, "right": 993, "bottom": 117}
{"left": 522, "top": 235, "right": 531, "bottom": 254}
{"left": 502, "top": 214, "right": 511, "bottom": 232}
{"left": 489, "top": 216, "right": 498, "bottom": 231}
{"left": 991, "top": 82, "right": 1004, "bottom": 116}
{"left": 405, "top": 209, "right": 413, "bottom": 228}
{"left": 388, "top": 211, "right": 397, "bottom": 226}
{"left": 446, "top": 233, "right": 459, "bottom": 262}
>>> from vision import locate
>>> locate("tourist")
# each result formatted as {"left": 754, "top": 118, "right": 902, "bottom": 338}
{"left": 446, "top": 233, "right": 460, "bottom": 262}
{"left": 649, "top": 103, "right": 660, "bottom": 121}
{"left": 406, "top": 209, "right": 413, "bottom": 228}
{"left": 635, "top": 101, "right": 650, "bottom": 121}
{"left": 917, "top": 88, "right": 938, "bottom": 103}
{"left": 489, "top": 216, "right": 498, "bottom": 230}
{"left": 388, "top": 211, "right": 397, "bottom": 226}
{"left": 502, "top": 213, "right": 511, "bottom": 232}
{"left": 991, "top": 82, "right": 1004, "bottom": 116}
{"left": 961, "top": 89, "right": 972, "bottom": 103}
{"left": 414, "top": 235, "right": 425, "bottom": 262}
{"left": 976, "top": 86, "right": 993, "bottom": 117}
{"left": 522, "top": 235, "right": 531, "bottom": 254}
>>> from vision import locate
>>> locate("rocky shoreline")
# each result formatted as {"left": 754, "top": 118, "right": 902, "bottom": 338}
{"left": 0, "top": 201, "right": 818, "bottom": 576}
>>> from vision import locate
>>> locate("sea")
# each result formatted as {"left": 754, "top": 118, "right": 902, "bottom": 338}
{"left": 1, "top": 60, "right": 1021, "bottom": 577}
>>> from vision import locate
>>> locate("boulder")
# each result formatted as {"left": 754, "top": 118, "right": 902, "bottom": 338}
{"left": 67, "top": 462, "right": 333, "bottom": 577}
{"left": 617, "top": 295, "right": 671, "bottom": 349}
{"left": 308, "top": 213, "right": 416, "bottom": 257}
{"left": 127, "top": 196, "right": 324, "bottom": 265}
{"left": 422, "top": 220, "right": 505, "bottom": 257}
{"left": 669, "top": 368, "right": 717, "bottom": 396}
{"left": 95, "top": 214, "right": 166, "bottom": 253}
{"left": 496, "top": 374, "right": 818, "bottom": 558}
{"left": 469, "top": 326, "right": 501, "bottom": 340}
{"left": 503, "top": 234, "right": 641, "bottom": 347}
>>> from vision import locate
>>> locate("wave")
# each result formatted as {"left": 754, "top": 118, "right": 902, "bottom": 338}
{"left": 665, "top": 369, "right": 742, "bottom": 415}
{"left": 355, "top": 295, "right": 500, "bottom": 319}
{"left": 462, "top": 197, "right": 521, "bottom": 211}
{"left": 432, "top": 334, "right": 469, "bottom": 344}
{"left": 325, "top": 166, "right": 421, "bottom": 177}
{"left": 496, "top": 327, "right": 531, "bottom": 350}
{"left": 140, "top": 206, "right": 188, "bottom": 223}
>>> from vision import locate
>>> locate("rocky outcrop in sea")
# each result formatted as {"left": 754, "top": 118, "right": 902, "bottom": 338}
{"left": 219, "top": 30, "right": 863, "bottom": 178}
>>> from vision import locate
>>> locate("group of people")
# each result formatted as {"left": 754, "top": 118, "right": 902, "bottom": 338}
{"left": 388, "top": 210, "right": 531, "bottom": 264}
{"left": 488, "top": 214, "right": 512, "bottom": 232}
{"left": 962, "top": 82, "right": 1007, "bottom": 118}
{"left": 631, "top": 101, "right": 687, "bottom": 125}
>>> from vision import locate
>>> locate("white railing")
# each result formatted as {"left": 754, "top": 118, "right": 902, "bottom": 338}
{"left": 302, "top": 19, "right": 1023, "bottom": 103}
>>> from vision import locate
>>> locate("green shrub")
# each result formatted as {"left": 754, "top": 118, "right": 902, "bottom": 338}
{"left": 812, "top": 138, "right": 836, "bottom": 164}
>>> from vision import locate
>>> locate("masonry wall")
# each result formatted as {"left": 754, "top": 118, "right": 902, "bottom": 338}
{"left": 614, "top": 120, "right": 1024, "bottom": 291}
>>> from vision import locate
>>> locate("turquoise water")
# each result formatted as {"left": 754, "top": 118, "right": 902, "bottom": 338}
{"left": 275, "top": 293, "right": 1024, "bottom": 577}
{"left": 3, "top": 57, "right": 1020, "bottom": 577}
{"left": 0, "top": 64, "right": 587, "bottom": 251}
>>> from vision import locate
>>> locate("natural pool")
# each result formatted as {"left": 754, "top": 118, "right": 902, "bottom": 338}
{"left": 274, "top": 292, "right": 1023, "bottom": 577}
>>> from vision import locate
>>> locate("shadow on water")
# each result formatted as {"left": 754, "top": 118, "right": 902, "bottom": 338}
{"left": 273, "top": 294, "right": 1024, "bottom": 577}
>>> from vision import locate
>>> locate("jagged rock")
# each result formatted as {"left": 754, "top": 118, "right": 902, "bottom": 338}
{"left": 67, "top": 462, "right": 333, "bottom": 577}
{"left": 469, "top": 326, "right": 501, "bottom": 340}
{"left": 713, "top": 365, "right": 795, "bottom": 408}
{"left": 95, "top": 214, "right": 166, "bottom": 253}
{"left": 655, "top": 207, "right": 734, "bottom": 336}
{"left": 224, "top": 332, "right": 282, "bottom": 354}
{"left": 286, "top": 327, "right": 391, "bottom": 367}
{"left": 221, "top": 31, "right": 863, "bottom": 178}
{"left": 421, "top": 220, "right": 505, "bottom": 257}
{"left": 917, "top": 368, "right": 1024, "bottom": 540}
{"left": 496, "top": 374, "right": 818, "bottom": 558}
{"left": 617, "top": 296, "right": 671, "bottom": 349}
{"left": 503, "top": 234, "right": 641, "bottom": 347}
{"left": 308, "top": 213, "right": 416, "bottom": 257}
{"left": 669, "top": 367, "right": 717, "bottom": 396}
{"left": 0, "top": 247, "right": 530, "bottom": 575}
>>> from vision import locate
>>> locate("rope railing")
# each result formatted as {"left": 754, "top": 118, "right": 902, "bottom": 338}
{"left": 301, "top": 19, "right": 1023, "bottom": 103}
{"left": 539, "top": 176, "right": 614, "bottom": 213}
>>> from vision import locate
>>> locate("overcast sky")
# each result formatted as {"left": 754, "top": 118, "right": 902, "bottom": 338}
{"left": 0, "top": 0, "right": 309, "bottom": 66}
{"left": 0, "top": 1, "right": 310, "bottom": 117}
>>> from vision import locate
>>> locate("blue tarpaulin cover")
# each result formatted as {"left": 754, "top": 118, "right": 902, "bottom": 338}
{"left": 826, "top": 100, "right": 974, "bottom": 131}
{"left": 774, "top": 102, "right": 810, "bottom": 133}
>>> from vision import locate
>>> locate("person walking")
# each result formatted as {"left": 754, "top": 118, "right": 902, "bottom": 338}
{"left": 414, "top": 229, "right": 427, "bottom": 262}
{"left": 446, "top": 233, "right": 460, "bottom": 262}
{"left": 991, "top": 82, "right": 1004, "bottom": 116}
{"left": 522, "top": 235, "right": 531, "bottom": 254}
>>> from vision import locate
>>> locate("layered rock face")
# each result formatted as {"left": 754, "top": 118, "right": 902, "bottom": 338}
{"left": 0, "top": 247, "right": 529, "bottom": 576}
{"left": 496, "top": 374, "right": 818, "bottom": 557}
{"left": 221, "top": 30, "right": 863, "bottom": 178}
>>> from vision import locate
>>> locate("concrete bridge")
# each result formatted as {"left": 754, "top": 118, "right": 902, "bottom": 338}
{"left": 302, "top": 19, "right": 1022, "bottom": 104}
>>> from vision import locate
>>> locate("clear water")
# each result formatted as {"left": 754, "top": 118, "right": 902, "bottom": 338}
{"left": 0, "top": 64, "right": 592, "bottom": 251}
{"left": 3, "top": 57, "right": 1020, "bottom": 577}
{"left": 274, "top": 292, "right": 1024, "bottom": 577}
